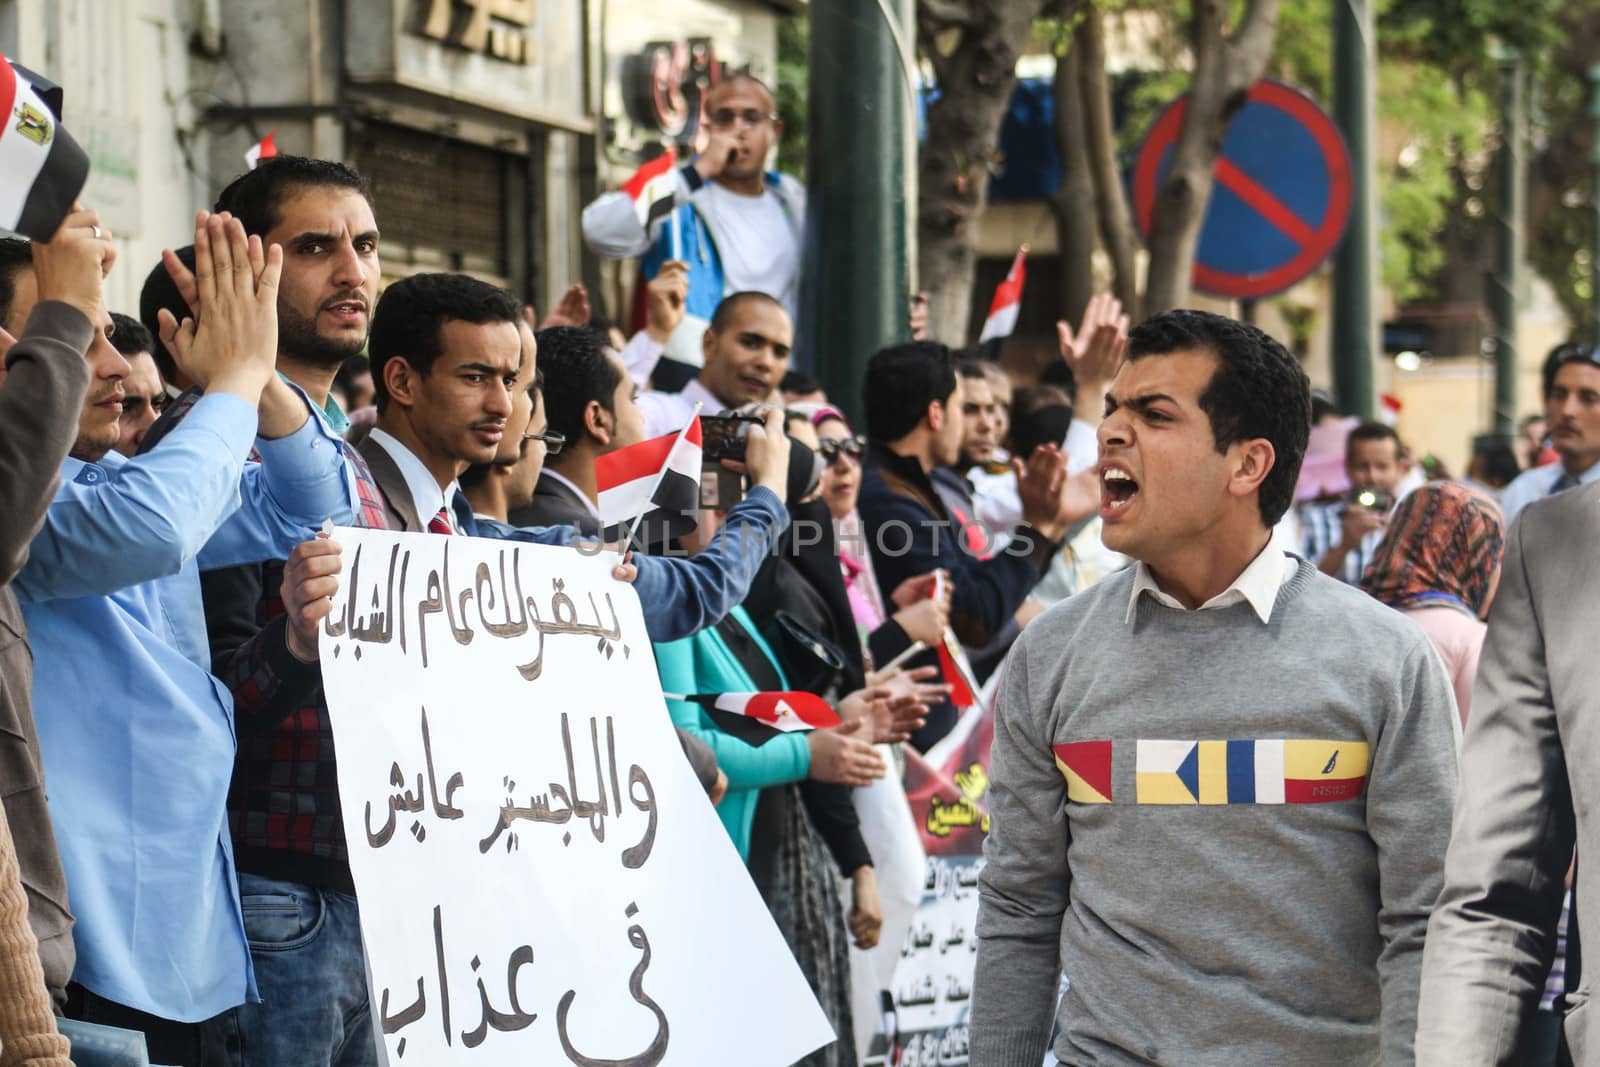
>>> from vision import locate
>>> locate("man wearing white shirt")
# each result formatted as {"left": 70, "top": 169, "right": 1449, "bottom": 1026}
{"left": 1498, "top": 342, "right": 1600, "bottom": 524}
{"left": 634, "top": 291, "right": 791, "bottom": 440}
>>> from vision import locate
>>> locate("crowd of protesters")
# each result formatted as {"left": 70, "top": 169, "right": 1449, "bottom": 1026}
{"left": 0, "top": 68, "right": 1597, "bottom": 1067}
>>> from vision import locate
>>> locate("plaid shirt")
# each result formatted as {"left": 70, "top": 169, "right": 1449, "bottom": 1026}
{"left": 210, "top": 439, "right": 388, "bottom": 893}
{"left": 1297, "top": 500, "right": 1385, "bottom": 586}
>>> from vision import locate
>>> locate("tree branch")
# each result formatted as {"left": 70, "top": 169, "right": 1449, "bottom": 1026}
{"left": 919, "top": 0, "right": 980, "bottom": 32}
{"left": 1225, "top": 0, "right": 1282, "bottom": 90}
{"left": 1078, "top": 8, "right": 1142, "bottom": 311}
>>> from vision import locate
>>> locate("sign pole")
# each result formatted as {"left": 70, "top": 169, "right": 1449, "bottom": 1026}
{"left": 1331, "top": 0, "right": 1378, "bottom": 420}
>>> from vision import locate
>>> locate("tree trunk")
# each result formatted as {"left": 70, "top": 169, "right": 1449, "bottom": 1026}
{"left": 1077, "top": 9, "right": 1142, "bottom": 315}
{"left": 1142, "top": 0, "right": 1280, "bottom": 315}
{"left": 917, "top": 0, "right": 1051, "bottom": 344}
{"left": 1051, "top": 38, "right": 1096, "bottom": 329}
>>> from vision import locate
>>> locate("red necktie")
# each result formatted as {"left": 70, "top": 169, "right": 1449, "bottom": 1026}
{"left": 427, "top": 507, "right": 453, "bottom": 535}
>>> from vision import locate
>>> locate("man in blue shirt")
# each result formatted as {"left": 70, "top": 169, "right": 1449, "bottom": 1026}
{"left": 1499, "top": 342, "right": 1600, "bottom": 523}
{"left": 9, "top": 212, "right": 356, "bottom": 1064}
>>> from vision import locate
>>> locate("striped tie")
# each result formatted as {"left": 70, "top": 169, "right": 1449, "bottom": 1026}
{"left": 427, "top": 507, "right": 453, "bottom": 535}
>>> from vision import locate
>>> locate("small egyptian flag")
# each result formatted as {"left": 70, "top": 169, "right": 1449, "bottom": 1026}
{"left": 623, "top": 147, "right": 678, "bottom": 230}
{"left": 596, "top": 413, "right": 702, "bottom": 531}
{"left": 679, "top": 691, "right": 840, "bottom": 747}
{"left": 936, "top": 628, "right": 980, "bottom": 709}
{"left": 245, "top": 130, "right": 279, "bottom": 170}
{"left": 0, "top": 55, "right": 89, "bottom": 241}
{"left": 977, "top": 247, "right": 1028, "bottom": 343}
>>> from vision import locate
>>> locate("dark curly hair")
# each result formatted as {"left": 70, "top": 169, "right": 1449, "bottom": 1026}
{"left": 213, "top": 156, "right": 372, "bottom": 238}
{"left": 1125, "top": 309, "right": 1310, "bottom": 527}
{"left": 369, "top": 273, "right": 523, "bottom": 411}
{"left": 863, "top": 341, "right": 957, "bottom": 444}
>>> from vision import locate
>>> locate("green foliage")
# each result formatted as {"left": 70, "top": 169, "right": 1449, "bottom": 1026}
{"left": 776, "top": 16, "right": 809, "bottom": 178}
{"left": 1097, "top": 0, "right": 1549, "bottom": 307}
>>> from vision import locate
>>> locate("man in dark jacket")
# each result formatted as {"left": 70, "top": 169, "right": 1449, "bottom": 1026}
{"left": 857, "top": 342, "right": 1095, "bottom": 748}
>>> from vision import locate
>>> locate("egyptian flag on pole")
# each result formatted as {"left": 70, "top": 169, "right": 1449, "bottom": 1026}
{"left": 936, "top": 628, "right": 980, "bottom": 708}
{"left": 596, "top": 414, "right": 702, "bottom": 532}
{"left": 977, "top": 247, "right": 1028, "bottom": 343}
{"left": 681, "top": 691, "right": 840, "bottom": 747}
{"left": 0, "top": 55, "right": 89, "bottom": 242}
{"left": 623, "top": 147, "right": 678, "bottom": 230}
{"left": 245, "top": 130, "right": 279, "bottom": 170}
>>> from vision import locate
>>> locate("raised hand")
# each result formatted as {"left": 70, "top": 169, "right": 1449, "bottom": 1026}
{"left": 157, "top": 212, "right": 283, "bottom": 403}
{"left": 31, "top": 205, "right": 116, "bottom": 322}
{"left": 645, "top": 261, "right": 689, "bottom": 344}
{"left": 1057, "top": 293, "right": 1129, "bottom": 422}
{"left": 540, "top": 284, "right": 591, "bottom": 329}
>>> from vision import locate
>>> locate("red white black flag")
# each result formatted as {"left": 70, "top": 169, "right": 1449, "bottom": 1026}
{"left": 680, "top": 691, "right": 841, "bottom": 747}
{"left": 977, "top": 247, "right": 1028, "bottom": 343}
{"left": 623, "top": 147, "right": 678, "bottom": 230}
{"left": 0, "top": 55, "right": 89, "bottom": 242}
{"left": 245, "top": 130, "right": 279, "bottom": 170}
{"left": 596, "top": 414, "right": 702, "bottom": 532}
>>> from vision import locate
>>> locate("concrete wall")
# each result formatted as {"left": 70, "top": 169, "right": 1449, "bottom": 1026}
{"left": 1, "top": 0, "right": 211, "bottom": 315}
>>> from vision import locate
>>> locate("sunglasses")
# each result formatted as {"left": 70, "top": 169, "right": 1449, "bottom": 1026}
{"left": 523, "top": 429, "right": 566, "bottom": 456}
{"left": 817, "top": 435, "right": 865, "bottom": 466}
{"left": 708, "top": 108, "right": 776, "bottom": 129}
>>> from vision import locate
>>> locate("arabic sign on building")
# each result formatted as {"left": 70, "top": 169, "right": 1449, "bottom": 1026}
{"left": 414, "top": 0, "right": 533, "bottom": 66}
{"left": 344, "top": 0, "right": 589, "bottom": 131}
{"left": 319, "top": 528, "right": 833, "bottom": 1065}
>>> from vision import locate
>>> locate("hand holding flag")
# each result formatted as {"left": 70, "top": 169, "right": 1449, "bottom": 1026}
{"left": 929, "top": 572, "right": 980, "bottom": 708}
{"left": 597, "top": 406, "right": 704, "bottom": 548}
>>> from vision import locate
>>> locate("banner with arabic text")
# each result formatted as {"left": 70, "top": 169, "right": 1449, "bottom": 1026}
{"left": 319, "top": 528, "right": 833, "bottom": 1066}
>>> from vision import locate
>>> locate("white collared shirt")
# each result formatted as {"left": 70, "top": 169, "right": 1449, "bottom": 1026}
{"left": 539, "top": 467, "right": 600, "bottom": 520}
{"left": 368, "top": 427, "right": 462, "bottom": 532}
{"left": 636, "top": 376, "right": 728, "bottom": 441}
{"left": 1125, "top": 542, "right": 1293, "bottom": 625}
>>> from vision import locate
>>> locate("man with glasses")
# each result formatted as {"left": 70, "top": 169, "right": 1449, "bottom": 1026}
{"left": 583, "top": 74, "right": 804, "bottom": 371}
{"left": 1498, "top": 341, "right": 1600, "bottom": 524}
{"left": 108, "top": 312, "right": 168, "bottom": 457}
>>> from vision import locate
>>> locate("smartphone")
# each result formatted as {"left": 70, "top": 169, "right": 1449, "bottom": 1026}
{"left": 701, "top": 414, "right": 763, "bottom": 463}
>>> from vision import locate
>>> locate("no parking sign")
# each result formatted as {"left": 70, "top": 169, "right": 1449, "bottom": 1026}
{"left": 1132, "top": 80, "right": 1353, "bottom": 300}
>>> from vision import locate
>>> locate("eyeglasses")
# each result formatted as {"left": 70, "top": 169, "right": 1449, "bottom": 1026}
{"left": 708, "top": 108, "right": 776, "bottom": 129}
{"left": 523, "top": 429, "right": 566, "bottom": 456}
{"left": 817, "top": 435, "right": 865, "bottom": 467}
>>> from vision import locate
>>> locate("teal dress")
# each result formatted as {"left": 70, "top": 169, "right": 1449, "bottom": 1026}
{"left": 655, "top": 606, "right": 811, "bottom": 860}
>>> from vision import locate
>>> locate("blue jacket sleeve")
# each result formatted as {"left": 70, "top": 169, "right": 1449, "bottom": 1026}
{"left": 15, "top": 393, "right": 257, "bottom": 603}
{"left": 197, "top": 392, "right": 357, "bottom": 571}
{"left": 632, "top": 486, "right": 788, "bottom": 643}
{"left": 655, "top": 636, "right": 811, "bottom": 790}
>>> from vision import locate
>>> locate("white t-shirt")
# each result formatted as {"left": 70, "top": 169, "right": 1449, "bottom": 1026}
{"left": 702, "top": 183, "right": 800, "bottom": 317}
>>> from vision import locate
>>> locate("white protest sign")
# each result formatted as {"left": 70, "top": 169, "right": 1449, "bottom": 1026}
{"left": 319, "top": 527, "right": 834, "bottom": 1065}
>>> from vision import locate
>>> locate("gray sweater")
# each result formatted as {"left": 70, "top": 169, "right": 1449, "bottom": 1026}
{"left": 972, "top": 558, "right": 1458, "bottom": 1066}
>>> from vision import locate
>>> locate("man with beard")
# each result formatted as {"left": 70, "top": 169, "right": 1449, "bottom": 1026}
{"left": 135, "top": 157, "right": 391, "bottom": 1065}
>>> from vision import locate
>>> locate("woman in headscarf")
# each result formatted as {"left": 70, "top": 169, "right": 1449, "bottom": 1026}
{"left": 1360, "top": 482, "right": 1506, "bottom": 723}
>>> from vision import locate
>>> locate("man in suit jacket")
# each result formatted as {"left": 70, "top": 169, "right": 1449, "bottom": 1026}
{"left": 510, "top": 325, "right": 645, "bottom": 537}
{"left": 1416, "top": 480, "right": 1600, "bottom": 1063}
